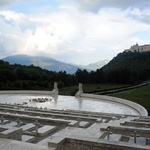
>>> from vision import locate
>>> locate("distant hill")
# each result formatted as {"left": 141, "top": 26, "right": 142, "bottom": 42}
{"left": 102, "top": 51, "right": 150, "bottom": 83}
{"left": 79, "top": 59, "right": 109, "bottom": 71}
{"left": 102, "top": 51, "right": 150, "bottom": 72}
{"left": 2, "top": 55, "right": 109, "bottom": 74}
{"left": 2, "top": 55, "right": 87, "bottom": 74}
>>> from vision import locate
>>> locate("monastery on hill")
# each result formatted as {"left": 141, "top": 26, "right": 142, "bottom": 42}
{"left": 125, "top": 43, "right": 150, "bottom": 52}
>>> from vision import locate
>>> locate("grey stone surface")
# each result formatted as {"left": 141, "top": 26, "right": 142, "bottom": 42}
{"left": 3, "top": 121, "right": 16, "bottom": 128}
{"left": 0, "top": 92, "right": 146, "bottom": 115}
{"left": 21, "top": 123, "right": 35, "bottom": 131}
{"left": 22, "top": 135, "right": 35, "bottom": 142}
{"left": 36, "top": 125, "right": 57, "bottom": 136}
{"left": 0, "top": 90, "right": 149, "bottom": 150}
{"left": 79, "top": 121, "right": 90, "bottom": 128}
{"left": 0, "top": 138, "right": 55, "bottom": 150}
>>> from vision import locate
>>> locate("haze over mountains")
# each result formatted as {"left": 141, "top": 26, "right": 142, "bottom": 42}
{"left": 78, "top": 60, "right": 109, "bottom": 71}
{"left": 2, "top": 55, "right": 109, "bottom": 74}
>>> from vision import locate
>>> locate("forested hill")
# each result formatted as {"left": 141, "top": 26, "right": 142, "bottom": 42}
{"left": 103, "top": 51, "right": 150, "bottom": 72}
{"left": 2, "top": 54, "right": 87, "bottom": 74}
{"left": 101, "top": 51, "right": 150, "bottom": 83}
{"left": 0, "top": 60, "right": 78, "bottom": 90}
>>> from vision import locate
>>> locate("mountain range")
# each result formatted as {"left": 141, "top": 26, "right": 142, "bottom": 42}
{"left": 78, "top": 59, "right": 109, "bottom": 71}
{"left": 2, "top": 55, "right": 108, "bottom": 74}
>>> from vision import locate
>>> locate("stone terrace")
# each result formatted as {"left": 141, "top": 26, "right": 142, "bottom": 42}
{"left": 0, "top": 103, "right": 150, "bottom": 150}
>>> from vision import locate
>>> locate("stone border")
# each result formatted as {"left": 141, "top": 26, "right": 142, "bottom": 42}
{"left": 0, "top": 90, "right": 50, "bottom": 95}
{"left": 55, "top": 137, "right": 150, "bottom": 150}
{"left": 81, "top": 93, "right": 148, "bottom": 116}
{"left": 0, "top": 82, "right": 58, "bottom": 97}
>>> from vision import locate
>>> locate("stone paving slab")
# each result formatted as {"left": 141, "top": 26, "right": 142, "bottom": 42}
{"left": 37, "top": 138, "right": 50, "bottom": 146}
{"left": 22, "top": 135, "right": 35, "bottom": 142}
{"left": 21, "top": 123, "right": 35, "bottom": 131}
{"left": 3, "top": 121, "right": 16, "bottom": 128}
{"left": 129, "top": 137, "right": 146, "bottom": 145}
{"left": 79, "top": 121, "right": 90, "bottom": 128}
{"left": 105, "top": 134, "right": 122, "bottom": 141}
{"left": 2, "top": 120, "right": 10, "bottom": 125}
{"left": 0, "top": 138, "right": 55, "bottom": 150}
{"left": 37, "top": 125, "right": 57, "bottom": 136}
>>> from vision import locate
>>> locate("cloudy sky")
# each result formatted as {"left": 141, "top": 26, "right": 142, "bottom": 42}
{"left": 0, "top": 0, "right": 150, "bottom": 65}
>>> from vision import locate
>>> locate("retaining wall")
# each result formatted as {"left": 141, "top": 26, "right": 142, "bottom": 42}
{"left": 81, "top": 93, "right": 148, "bottom": 116}
{"left": 0, "top": 90, "right": 50, "bottom": 95}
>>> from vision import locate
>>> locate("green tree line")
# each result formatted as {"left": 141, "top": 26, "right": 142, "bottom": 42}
{"left": 0, "top": 60, "right": 78, "bottom": 90}
{"left": 0, "top": 51, "right": 150, "bottom": 90}
{"left": 75, "top": 51, "right": 150, "bottom": 84}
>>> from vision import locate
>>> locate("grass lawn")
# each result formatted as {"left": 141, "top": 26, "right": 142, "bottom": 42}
{"left": 109, "top": 84, "right": 150, "bottom": 114}
{"left": 80, "top": 83, "right": 129, "bottom": 93}
{"left": 59, "top": 83, "right": 129, "bottom": 95}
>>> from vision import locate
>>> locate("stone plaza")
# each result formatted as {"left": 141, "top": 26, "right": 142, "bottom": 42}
{"left": 0, "top": 83, "right": 150, "bottom": 150}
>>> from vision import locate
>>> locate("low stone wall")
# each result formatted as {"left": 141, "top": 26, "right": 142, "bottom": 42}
{"left": 0, "top": 90, "right": 50, "bottom": 95}
{"left": 56, "top": 137, "right": 150, "bottom": 150}
{"left": 81, "top": 93, "right": 148, "bottom": 116}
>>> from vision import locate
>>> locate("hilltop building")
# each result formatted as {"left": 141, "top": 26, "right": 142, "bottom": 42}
{"left": 125, "top": 43, "right": 150, "bottom": 52}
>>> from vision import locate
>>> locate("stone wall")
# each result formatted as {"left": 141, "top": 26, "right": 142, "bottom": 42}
{"left": 81, "top": 93, "right": 148, "bottom": 116}
{"left": 56, "top": 138, "right": 150, "bottom": 150}
{"left": 0, "top": 90, "right": 50, "bottom": 95}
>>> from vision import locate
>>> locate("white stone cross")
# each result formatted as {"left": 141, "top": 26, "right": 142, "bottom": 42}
{"left": 34, "top": 120, "right": 40, "bottom": 135}
{"left": 1, "top": 116, "right": 4, "bottom": 125}
{"left": 16, "top": 118, "right": 21, "bottom": 127}
{"left": 107, "top": 127, "right": 112, "bottom": 140}
{"left": 131, "top": 131, "right": 139, "bottom": 143}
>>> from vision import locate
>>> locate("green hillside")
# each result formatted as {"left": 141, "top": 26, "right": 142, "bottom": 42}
{"left": 101, "top": 51, "right": 150, "bottom": 83}
{"left": 103, "top": 51, "right": 150, "bottom": 72}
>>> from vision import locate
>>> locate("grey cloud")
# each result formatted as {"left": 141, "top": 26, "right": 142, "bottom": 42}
{"left": 0, "top": 0, "right": 14, "bottom": 7}
{"left": 129, "top": 13, "right": 150, "bottom": 24}
{"left": 75, "top": 0, "right": 150, "bottom": 12}
{"left": 0, "top": 0, "right": 33, "bottom": 7}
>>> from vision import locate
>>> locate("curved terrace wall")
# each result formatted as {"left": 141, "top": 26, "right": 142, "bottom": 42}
{"left": 81, "top": 93, "right": 148, "bottom": 116}
{"left": 0, "top": 90, "right": 148, "bottom": 116}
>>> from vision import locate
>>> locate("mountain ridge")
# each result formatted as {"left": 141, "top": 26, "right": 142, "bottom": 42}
{"left": 84, "top": 59, "right": 109, "bottom": 70}
{"left": 2, "top": 54, "right": 108, "bottom": 74}
{"left": 2, "top": 54, "right": 80, "bottom": 74}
